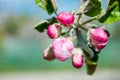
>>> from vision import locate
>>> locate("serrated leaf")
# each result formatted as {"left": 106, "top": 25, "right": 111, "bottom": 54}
{"left": 34, "top": 17, "right": 57, "bottom": 33}
{"left": 99, "top": 0, "right": 120, "bottom": 24}
{"left": 85, "top": 0, "right": 102, "bottom": 17}
{"left": 35, "top": 0, "right": 57, "bottom": 15}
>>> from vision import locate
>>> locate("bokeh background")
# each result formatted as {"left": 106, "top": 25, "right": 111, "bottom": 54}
{"left": 0, "top": 0, "right": 120, "bottom": 80}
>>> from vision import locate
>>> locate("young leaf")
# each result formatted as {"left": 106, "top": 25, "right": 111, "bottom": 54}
{"left": 75, "top": 28, "right": 94, "bottom": 58}
{"left": 47, "top": 17, "right": 58, "bottom": 24}
{"left": 34, "top": 17, "right": 57, "bottom": 33}
{"left": 35, "top": 0, "right": 57, "bottom": 15}
{"left": 84, "top": 0, "right": 102, "bottom": 17}
{"left": 51, "top": 0, "right": 58, "bottom": 13}
{"left": 77, "top": 0, "right": 90, "bottom": 13}
{"left": 86, "top": 59, "right": 97, "bottom": 75}
{"left": 99, "top": 0, "right": 120, "bottom": 24}
{"left": 60, "top": 32, "right": 67, "bottom": 36}
{"left": 85, "top": 53, "right": 98, "bottom": 75}
{"left": 34, "top": 20, "right": 49, "bottom": 32}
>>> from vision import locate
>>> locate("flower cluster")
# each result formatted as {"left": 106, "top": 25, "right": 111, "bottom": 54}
{"left": 34, "top": 0, "right": 115, "bottom": 75}
{"left": 43, "top": 12, "right": 109, "bottom": 69}
{"left": 44, "top": 12, "right": 84, "bottom": 68}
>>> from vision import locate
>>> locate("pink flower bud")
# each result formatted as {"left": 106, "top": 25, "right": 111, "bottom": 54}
{"left": 43, "top": 47, "right": 55, "bottom": 61}
{"left": 72, "top": 48, "right": 84, "bottom": 68}
{"left": 47, "top": 24, "right": 60, "bottom": 39}
{"left": 52, "top": 37, "right": 74, "bottom": 61}
{"left": 89, "top": 28, "right": 108, "bottom": 51}
{"left": 57, "top": 12, "right": 74, "bottom": 27}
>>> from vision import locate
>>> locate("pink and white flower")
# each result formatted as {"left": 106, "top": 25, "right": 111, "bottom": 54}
{"left": 57, "top": 12, "right": 74, "bottom": 27}
{"left": 72, "top": 48, "right": 84, "bottom": 68}
{"left": 47, "top": 24, "right": 60, "bottom": 39}
{"left": 52, "top": 37, "right": 74, "bottom": 61}
{"left": 89, "top": 28, "right": 108, "bottom": 51}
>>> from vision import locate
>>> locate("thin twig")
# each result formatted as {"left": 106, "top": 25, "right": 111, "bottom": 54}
{"left": 78, "top": 24, "right": 88, "bottom": 31}
{"left": 81, "top": 17, "right": 97, "bottom": 25}
{"left": 75, "top": 23, "right": 89, "bottom": 32}
{"left": 77, "top": 13, "right": 82, "bottom": 24}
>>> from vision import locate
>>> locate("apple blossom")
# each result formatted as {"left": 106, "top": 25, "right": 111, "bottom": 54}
{"left": 47, "top": 24, "right": 60, "bottom": 39}
{"left": 57, "top": 12, "right": 74, "bottom": 27}
{"left": 89, "top": 28, "right": 108, "bottom": 51}
{"left": 72, "top": 48, "right": 84, "bottom": 68}
{"left": 52, "top": 37, "right": 74, "bottom": 61}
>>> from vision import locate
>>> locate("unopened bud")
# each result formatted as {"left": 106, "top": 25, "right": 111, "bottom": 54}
{"left": 72, "top": 48, "right": 84, "bottom": 68}
{"left": 47, "top": 24, "right": 60, "bottom": 39}
{"left": 89, "top": 28, "right": 108, "bottom": 51}
{"left": 57, "top": 12, "right": 74, "bottom": 27}
{"left": 43, "top": 47, "right": 55, "bottom": 61}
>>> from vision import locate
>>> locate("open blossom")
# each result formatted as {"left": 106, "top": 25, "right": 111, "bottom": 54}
{"left": 57, "top": 12, "right": 74, "bottom": 27}
{"left": 43, "top": 47, "right": 55, "bottom": 61}
{"left": 52, "top": 37, "right": 74, "bottom": 61}
{"left": 89, "top": 28, "right": 108, "bottom": 51}
{"left": 72, "top": 48, "right": 84, "bottom": 68}
{"left": 47, "top": 24, "right": 60, "bottom": 39}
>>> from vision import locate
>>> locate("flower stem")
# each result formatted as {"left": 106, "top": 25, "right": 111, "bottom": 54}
{"left": 81, "top": 17, "right": 97, "bottom": 25}
{"left": 78, "top": 24, "right": 88, "bottom": 31}
{"left": 77, "top": 13, "right": 82, "bottom": 24}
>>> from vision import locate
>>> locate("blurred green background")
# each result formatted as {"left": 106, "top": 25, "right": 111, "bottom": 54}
{"left": 0, "top": 0, "right": 120, "bottom": 73}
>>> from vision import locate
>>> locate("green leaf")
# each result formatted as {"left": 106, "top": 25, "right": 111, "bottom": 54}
{"left": 86, "top": 61, "right": 97, "bottom": 75}
{"left": 35, "top": 20, "right": 49, "bottom": 32}
{"left": 82, "top": 44, "right": 94, "bottom": 58}
{"left": 35, "top": 0, "right": 57, "bottom": 15}
{"left": 47, "top": 17, "right": 58, "bottom": 24}
{"left": 99, "top": 0, "right": 120, "bottom": 24}
{"left": 85, "top": 0, "right": 102, "bottom": 17}
{"left": 77, "top": 0, "right": 90, "bottom": 13}
{"left": 34, "top": 17, "right": 57, "bottom": 32}
{"left": 75, "top": 28, "right": 94, "bottom": 58}
{"left": 85, "top": 54, "right": 99, "bottom": 75}
{"left": 104, "top": 30, "right": 111, "bottom": 37}
{"left": 60, "top": 32, "right": 67, "bottom": 36}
